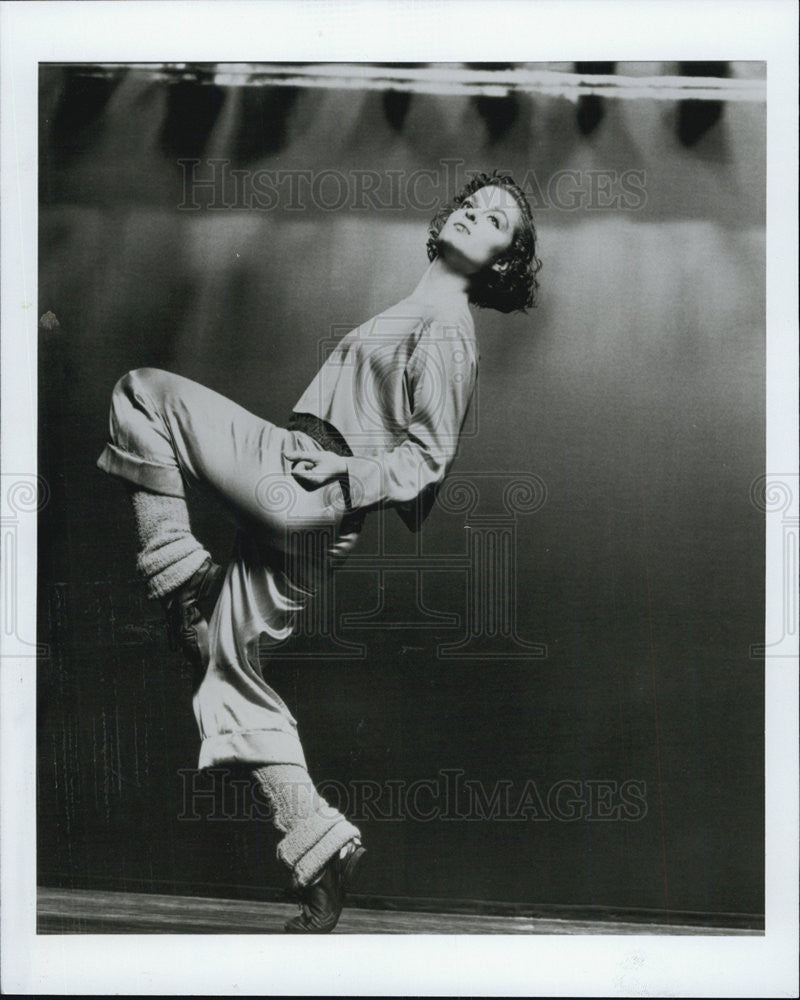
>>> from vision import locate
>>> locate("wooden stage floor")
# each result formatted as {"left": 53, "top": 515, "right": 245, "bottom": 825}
{"left": 37, "top": 887, "right": 762, "bottom": 935}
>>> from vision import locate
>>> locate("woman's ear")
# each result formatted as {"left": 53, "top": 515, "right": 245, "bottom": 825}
{"left": 491, "top": 258, "right": 510, "bottom": 275}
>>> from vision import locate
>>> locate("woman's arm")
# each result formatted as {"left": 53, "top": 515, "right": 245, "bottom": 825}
{"left": 283, "top": 449, "right": 347, "bottom": 489}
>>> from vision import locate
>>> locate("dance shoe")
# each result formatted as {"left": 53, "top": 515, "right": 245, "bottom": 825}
{"left": 284, "top": 839, "right": 366, "bottom": 934}
{"left": 162, "top": 557, "right": 224, "bottom": 669}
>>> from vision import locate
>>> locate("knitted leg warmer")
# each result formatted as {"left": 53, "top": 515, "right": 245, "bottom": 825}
{"left": 253, "top": 763, "right": 361, "bottom": 888}
{"left": 129, "top": 489, "right": 210, "bottom": 599}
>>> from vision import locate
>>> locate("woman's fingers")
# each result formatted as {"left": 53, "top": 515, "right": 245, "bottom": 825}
{"left": 290, "top": 467, "right": 326, "bottom": 489}
{"left": 283, "top": 449, "right": 316, "bottom": 465}
{"left": 284, "top": 449, "right": 343, "bottom": 488}
{"left": 283, "top": 450, "right": 325, "bottom": 490}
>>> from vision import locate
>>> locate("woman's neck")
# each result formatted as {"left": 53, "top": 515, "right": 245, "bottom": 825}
{"left": 407, "top": 258, "right": 470, "bottom": 312}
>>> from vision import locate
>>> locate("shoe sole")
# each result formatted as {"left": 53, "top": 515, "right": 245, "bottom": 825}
{"left": 164, "top": 562, "right": 225, "bottom": 670}
{"left": 340, "top": 844, "right": 367, "bottom": 893}
{"left": 197, "top": 563, "right": 225, "bottom": 621}
{"left": 190, "top": 564, "right": 225, "bottom": 669}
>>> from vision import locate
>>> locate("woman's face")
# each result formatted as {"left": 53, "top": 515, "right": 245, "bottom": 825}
{"left": 437, "top": 184, "right": 523, "bottom": 275}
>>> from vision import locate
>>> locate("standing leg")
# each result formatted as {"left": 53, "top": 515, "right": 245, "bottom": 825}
{"left": 253, "top": 763, "right": 366, "bottom": 933}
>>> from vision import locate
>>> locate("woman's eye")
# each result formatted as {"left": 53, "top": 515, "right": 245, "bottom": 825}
{"left": 489, "top": 215, "right": 499, "bottom": 228}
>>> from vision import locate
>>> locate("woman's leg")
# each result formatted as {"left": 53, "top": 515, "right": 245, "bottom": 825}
{"left": 253, "top": 763, "right": 365, "bottom": 933}
{"left": 121, "top": 484, "right": 223, "bottom": 667}
{"left": 98, "top": 368, "right": 364, "bottom": 925}
{"left": 98, "top": 367, "right": 347, "bottom": 543}
{"left": 189, "top": 521, "right": 364, "bottom": 930}
{"left": 253, "top": 763, "right": 359, "bottom": 884}
{"left": 128, "top": 487, "right": 211, "bottom": 598}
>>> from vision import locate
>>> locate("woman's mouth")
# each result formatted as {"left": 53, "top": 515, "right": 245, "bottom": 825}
{"left": 454, "top": 221, "right": 470, "bottom": 235}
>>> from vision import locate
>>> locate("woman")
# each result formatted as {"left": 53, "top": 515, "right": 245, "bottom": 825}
{"left": 97, "top": 169, "right": 542, "bottom": 932}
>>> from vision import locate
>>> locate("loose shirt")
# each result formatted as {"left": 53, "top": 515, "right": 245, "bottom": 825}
{"left": 292, "top": 294, "right": 479, "bottom": 528}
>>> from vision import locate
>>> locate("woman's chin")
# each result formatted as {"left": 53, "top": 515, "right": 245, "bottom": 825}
{"left": 438, "top": 241, "right": 481, "bottom": 276}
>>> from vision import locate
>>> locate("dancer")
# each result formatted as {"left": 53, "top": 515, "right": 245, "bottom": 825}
{"left": 97, "top": 170, "right": 541, "bottom": 932}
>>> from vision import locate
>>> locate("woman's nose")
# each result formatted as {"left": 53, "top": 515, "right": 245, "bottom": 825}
{"left": 464, "top": 208, "right": 475, "bottom": 222}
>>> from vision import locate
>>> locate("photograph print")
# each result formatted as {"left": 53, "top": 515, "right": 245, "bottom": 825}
{"left": 35, "top": 58, "right": 768, "bottom": 940}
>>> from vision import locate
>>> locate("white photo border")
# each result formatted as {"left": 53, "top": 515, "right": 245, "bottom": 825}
{"left": 1, "top": 0, "right": 797, "bottom": 995}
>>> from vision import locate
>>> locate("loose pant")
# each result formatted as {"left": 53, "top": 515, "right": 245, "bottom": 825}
{"left": 97, "top": 368, "right": 361, "bottom": 769}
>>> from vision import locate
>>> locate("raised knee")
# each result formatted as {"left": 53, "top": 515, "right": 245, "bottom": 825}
{"left": 113, "top": 367, "right": 169, "bottom": 401}
{"left": 129, "top": 367, "right": 168, "bottom": 389}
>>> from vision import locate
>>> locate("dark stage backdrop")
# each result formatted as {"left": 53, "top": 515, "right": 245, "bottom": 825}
{"left": 37, "top": 64, "right": 765, "bottom": 924}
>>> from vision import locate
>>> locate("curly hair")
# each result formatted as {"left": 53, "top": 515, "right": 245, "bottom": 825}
{"left": 426, "top": 170, "right": 542, "bottom": 314}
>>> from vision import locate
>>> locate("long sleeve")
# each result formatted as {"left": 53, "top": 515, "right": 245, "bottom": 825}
{"left": 343, "top": 321, "right": 478, "bottom": 526}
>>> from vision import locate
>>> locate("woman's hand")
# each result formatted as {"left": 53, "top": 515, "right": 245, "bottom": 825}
{"left": 284, "top": 449, "right": 347, "bottom": 489}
